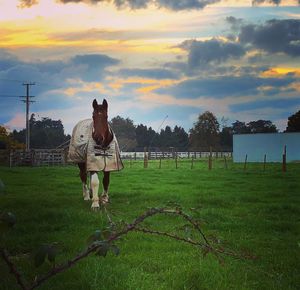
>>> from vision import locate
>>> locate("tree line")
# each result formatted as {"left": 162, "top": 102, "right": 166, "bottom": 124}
{"left": 1, "top": 110, "right": 300, "bottom": 151}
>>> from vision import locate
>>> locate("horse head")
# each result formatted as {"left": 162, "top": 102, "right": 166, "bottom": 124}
{"left": 92, "top": 99, "right": 112, "bottom": 148}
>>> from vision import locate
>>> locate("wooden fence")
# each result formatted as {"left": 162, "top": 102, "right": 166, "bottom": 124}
{"left": 0, "top": 149, "right": 232, "bottom": 167}
{"left": 120, "top": 151, "right": 232, "bottom": 160}
{"left": 5, "top": 149, "right": 67, "bottom": 167}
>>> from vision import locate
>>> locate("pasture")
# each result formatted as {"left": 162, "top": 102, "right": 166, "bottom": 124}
{"left": 0, "top": 159, "right": 299, "bottom": 290}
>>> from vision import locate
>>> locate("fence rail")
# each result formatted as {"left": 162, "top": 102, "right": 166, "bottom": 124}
{"left": 6, "top": 149, "right": 67, "bottom": 167}
{"left": 0, "top": 149, "right": 232, "bottom": 167}
{"left": 120, "top": 151, "right": 232, "bottom": 160}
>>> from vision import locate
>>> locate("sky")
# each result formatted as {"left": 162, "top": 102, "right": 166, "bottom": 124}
{"left": 0, "top": 0, "right": 300, "bottom": 134}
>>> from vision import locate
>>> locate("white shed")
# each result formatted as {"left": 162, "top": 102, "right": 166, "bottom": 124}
{"left": 233, "top": 132, "right": 300, "bottom": 162}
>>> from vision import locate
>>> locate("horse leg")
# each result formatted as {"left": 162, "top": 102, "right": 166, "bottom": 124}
{"left": 90, "top": 171, "right": 100, "bottom": 210}
{"left": 78, "top": 163, "right": 90, "bottom": 200}
{"left": 100, "top": 171, "right": 110, "bottom": 204}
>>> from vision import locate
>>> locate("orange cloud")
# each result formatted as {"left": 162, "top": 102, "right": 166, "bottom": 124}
{"left": 107, "top": 77, "right": 184, "bottom": 93}
{"left": 4, "top": 113, "right": 25, "bottom": 130}
{"left": 261, "top": 67, "right": 300, "bottom": 77}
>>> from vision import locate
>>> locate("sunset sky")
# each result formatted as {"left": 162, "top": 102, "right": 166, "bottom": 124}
{"left": 0, "top": 0, "right": 300, "bottom": 134}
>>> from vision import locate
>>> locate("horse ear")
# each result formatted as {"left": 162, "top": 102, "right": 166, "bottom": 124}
{"left": 92, "top": 99, "right": 98, "bottom": 109}
{"left": 102, "top": 99, "right": 108, "bottom": 110}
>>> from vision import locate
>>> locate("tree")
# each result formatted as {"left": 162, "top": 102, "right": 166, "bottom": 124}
{"left": 0, "top": 126, "right": 25, "bottom": 150}
{"left": 135, "top": 124, "right": 158, "bottom": 149}
{"left": 286, "top": 110, "right": 300, "bottom": 132}
{"left": 232, "top": 120, "right": 250, "bottom": 134}
{"left": 11, "top": 114, "right": 69, "bottom": 149}
{"left": 0, "top": 126, "right": 7, "bottom": 149}
{"left": 247, "top": 120, "right": 278, "bottom": 133}
{"left": 219, "top": 126, "right": 233, "bottom": 150}
{"left": 158, "top": 126, "right": 174, "bottom": 149}
{"left": 110, "top": 116, "right": 137, "bottom": 151}
{"left": 173, "top": 126, "right": 189, "bottom": 150}
{"left": 189, "top": 111, "right": 220, "bottom": 150}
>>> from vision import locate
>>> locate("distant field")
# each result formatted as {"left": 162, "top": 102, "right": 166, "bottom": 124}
{"left": 0, "top": 159, "right": 299, "bottom": 290}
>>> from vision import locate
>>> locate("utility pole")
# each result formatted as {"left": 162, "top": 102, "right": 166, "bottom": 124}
{"left": 20, "top": 83, "right": 35, "bottom": 151}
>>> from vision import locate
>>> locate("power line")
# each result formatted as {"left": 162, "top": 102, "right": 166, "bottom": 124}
{"left": 0, "top": 78, "right": 25, "bottom": 83}
{"left": 0, "top": 95, "right": 21, "bottom": 98}
{"left": 0, "top": 78, "right": 46, "bottom": 85}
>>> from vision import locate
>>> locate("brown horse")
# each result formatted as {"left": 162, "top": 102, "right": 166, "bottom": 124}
{"left": 78, "top": 99, "right": 113, "bottom": 209}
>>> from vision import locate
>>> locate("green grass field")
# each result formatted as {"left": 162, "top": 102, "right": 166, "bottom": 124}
{"left": 0, "top": 159, "right": 299, "bottom": 290}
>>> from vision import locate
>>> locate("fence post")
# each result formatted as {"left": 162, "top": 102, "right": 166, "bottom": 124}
{"left": 144, "top": 147, "right": 148, "bottom": 169}
{"left": 159, "top": 157, "right": 162, "bottom": 169}
{"left": 224, "top": 156, "right": 228, "bottom": 169}
{"left": 9, "top": 151, "right": 12, "bottom": 168}
{"left": 175, "top": 155, "right": 178, "bottom": 169}
{"left": 191, "top": 157, "right": 194, "bottom": 169}
{"left": 208, "top": 147, "right": 212, "bottom": 170}
{"left": 130, "top": 156, "right": 132, "bottom": 168}
{"left": 263, "top": 154, "right": 266, "bottom": 171}
{"left": 282, "top": 145, "right": 287, "bottom": 172}
{"left": 244, "top": 154, "right": 248, "bottom": 171}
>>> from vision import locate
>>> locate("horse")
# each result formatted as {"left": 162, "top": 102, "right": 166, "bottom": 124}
{"left": 68, "top": 99, "right": 123, "bottom": 210}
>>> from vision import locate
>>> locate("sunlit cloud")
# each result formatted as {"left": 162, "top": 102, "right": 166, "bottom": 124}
{"left": 1, "top": 0, "right": 299, "bottom": 134}
{"left": 261, "top": 67, "right": 300, "bottom": 77}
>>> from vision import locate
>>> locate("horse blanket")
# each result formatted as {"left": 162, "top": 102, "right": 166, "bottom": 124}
{"left": 68, "top": 119, "right": 124, "bottom": 172}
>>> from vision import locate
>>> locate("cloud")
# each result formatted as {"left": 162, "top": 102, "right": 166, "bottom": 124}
{"left": 225, "top": 16, "right": 244, "bottom": 32}
{"left": 230, "top": 98, "right": 300, "bottom": 112}
{"left": 118, "top": 68, "right": 179, "bottom": 79}
{"left": 69, "top": 54, "right": 120, "bottom": 81}
{"left": 252, "top": 0, "right": 281, "bottom": 5}
{"left": 156, "top": 75, "right": 295, "bottom": 99}
{"left": 18, "top": 0, "right": 38, "bottom": 8}
{"left": 238, "top": 19, "right": 300, "bottom": 57}
{"left": 155, "top": 0, "right": 218, "bottom": 10}
{"left": 179, "top": 39, "right": 245, "bottom": 69}
{"left": 56, "top": 0, "right": 220, "bottom": 10}
{"left": 0, "top": 50, "right": 120, "bottom": 126}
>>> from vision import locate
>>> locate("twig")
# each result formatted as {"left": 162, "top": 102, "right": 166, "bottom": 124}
{"left": 162, "top": 209, "right": 210, "bottom": 245}
{"left": 1, "top": 206, "right": 255, "bottom": 290}
{"left": 28, "top": 207, "right": 165, "bottom": 290}
{"left": 1, "top": 248, "right": 28, "bottom": 290}
{"left": 134, "top": 227, "right": 206, "bottom": 248}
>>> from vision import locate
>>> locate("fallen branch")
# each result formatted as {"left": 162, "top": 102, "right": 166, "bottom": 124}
{"left": 1, "top": 206, "right": 255, "bottom": 290}
{"left": 1, "top": 248, "right": 29, "bottom": 290}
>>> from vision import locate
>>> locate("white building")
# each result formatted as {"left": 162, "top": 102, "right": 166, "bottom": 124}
{"left": 233, "top": 132, "right": 300, "bottom": 162}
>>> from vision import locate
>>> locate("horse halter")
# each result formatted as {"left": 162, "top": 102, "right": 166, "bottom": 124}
{"left": 92, "top": 111, "right": 111, "bottom": 149}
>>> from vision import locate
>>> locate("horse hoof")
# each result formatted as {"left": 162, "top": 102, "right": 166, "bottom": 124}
{"left": 91, "top": 201, "right": 100, "bottom": 210}
{"left": 100, "top": 195, "right": 109, "bottom": 204}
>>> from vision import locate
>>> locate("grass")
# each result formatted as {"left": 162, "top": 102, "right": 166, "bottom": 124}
{"left": 0, "top": 158, "right": 299, "bottom": 290}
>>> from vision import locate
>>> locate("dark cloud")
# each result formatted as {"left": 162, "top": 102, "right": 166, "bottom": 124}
{"left": 0, "top": 49, "right": 21, "bottom": 70}
{"left": 18, "top": 0, "right": 39, "bottom": 8}
{"left": 179, "top": 39, "right": 245, "bottom": 69}
{"left": 71, "top": 54, "right": 119, "bottom": 69}
{"left": 155, "top": 0, "right": 218, "bottom": 10}
{"left": 252, "top": 0, "right": 281, "bottom": 5}
{"left": 118, "top": 68, "right": 179, "bottom": 79}
{"left": 155, "top": 75, "right": 295, "bottom": 99}
{"left": 69, "top": 54, "right": 119, "bottom": 81}
{"left": 225, "top": 16, "right": 244, "bottom": 32}
{"left": 230, "top": 98, "right": 300, "bottom": 113}
{"left": 56, "top": 0, "right": 220, "bottom": 10}
{"left": 0, "top": 50, "right": 120, "bottom": 113}
{"left": 238, "top": 19, "right": 300, "bottom": 57}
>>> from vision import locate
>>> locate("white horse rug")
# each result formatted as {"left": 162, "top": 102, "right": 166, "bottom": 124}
{"left": 68, "top": 119, "right": 124, "bottom": 172}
